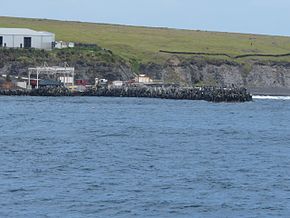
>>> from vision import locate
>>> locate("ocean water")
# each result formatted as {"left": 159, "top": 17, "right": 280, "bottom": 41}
{"left": 0, "top": 96, "right": 290, "bottom": 217}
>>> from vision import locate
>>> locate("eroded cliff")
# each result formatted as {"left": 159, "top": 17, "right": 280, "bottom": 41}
{"left": 1, "top": 49, "right": 290, "bottom": 95}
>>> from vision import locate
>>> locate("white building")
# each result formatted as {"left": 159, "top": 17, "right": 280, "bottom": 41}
{"left": 136, "top": 74, "right": 153, "bottom": 84}
{"left": 59, "top": 76, "right": 74, "bottom": 86}
{"left": 55, "top": 41, "right": 75, "bottom": 49}
{"left": 0, "top": 28, "right": 55, "bottom": 50}
{"left": 112, "top": 81, "right": 124, "bottom": 87}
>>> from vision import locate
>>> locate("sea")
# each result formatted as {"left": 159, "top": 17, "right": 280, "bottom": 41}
{"left": 0, "top": 96, "right": 290, "bottom": 217}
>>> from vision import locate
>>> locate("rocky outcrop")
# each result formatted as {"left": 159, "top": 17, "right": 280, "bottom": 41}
{"left": 140, "top": 57, "right": 290, "bottom": 95}
{"left": 0, "top": 48, "right": 135, "bottom": 83}
{"left": 0, "top": 60, "right": 133, "bottom": 82}
{"left": 246, "top": 63, "right": 290, "bottom": 88}
{"left": 73, "top": 61, "right": 133, "bottom": 81}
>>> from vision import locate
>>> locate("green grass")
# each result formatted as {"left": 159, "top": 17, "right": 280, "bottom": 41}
{"left": 1, "top": 16, "right": 290, "bottom": 64}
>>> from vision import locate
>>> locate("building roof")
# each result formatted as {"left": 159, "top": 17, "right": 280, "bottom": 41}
{"left": 0, "top": 28, "right": 54, "bottom": 36}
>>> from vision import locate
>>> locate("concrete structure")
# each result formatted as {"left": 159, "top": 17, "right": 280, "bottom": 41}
{"left": 95, "top": 78, "right": 99, "bottom": 86}
{"left": 16, "top": 81, "right": 27, "bottom": 89}
{"left": 59, "top": 77, "right": 74, "bottom": 86}
{"left": 112, "top": 81, "right": 124, "bottom": 87}
{"left": 0, "top": 28, "right": 55, "bottom": 50}
{"left": 136, "top": 74, "right": 153, "bottom": 84}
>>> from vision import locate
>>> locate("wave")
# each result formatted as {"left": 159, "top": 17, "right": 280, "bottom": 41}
{"left": 253, "top": 95, "right": 290, "bottom": 100}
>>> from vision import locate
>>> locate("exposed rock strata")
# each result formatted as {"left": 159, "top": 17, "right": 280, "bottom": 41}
{"left": 1, "top": 49, "right": 290, "bottom": 95}
{"left": 141, "top": 58, "right": 290, "bottom": 95}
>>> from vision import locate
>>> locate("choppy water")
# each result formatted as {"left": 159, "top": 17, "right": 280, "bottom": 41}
{"left": 0, "top": 96, "right": 290, "bottom": 217}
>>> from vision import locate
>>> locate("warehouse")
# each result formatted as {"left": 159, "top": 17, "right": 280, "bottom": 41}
{"left": 0, "top": 28, "right": 55, "bottom": 50}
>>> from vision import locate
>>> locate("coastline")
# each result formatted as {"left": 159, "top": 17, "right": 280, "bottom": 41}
{"left": 3, "top": 86, "right": 290, "bottom": 101}
{"left": 247, "top": 87, "right": 290, "bottom": 97}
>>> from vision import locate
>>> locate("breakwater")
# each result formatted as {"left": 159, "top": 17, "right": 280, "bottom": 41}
{"left": 0, "top": 86, "right": 252, "bottom": 102}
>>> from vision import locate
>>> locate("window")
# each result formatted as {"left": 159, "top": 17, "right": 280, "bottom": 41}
{"left": 24, "top": 37, "right": 32, "bottom": 48}
{"left": 0, "top": 36, "right": 3, "bottom": 47}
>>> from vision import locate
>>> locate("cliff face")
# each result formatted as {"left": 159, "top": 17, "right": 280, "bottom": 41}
{"left": 1, "top": 49, "right": 290, "bottom": 95}
{"left": 0, "top": 61, "right": 133, "bottom": 83}
{"left": 140, "top": 56, "right": 290, "bottom": 95}
{"left": 0, "top": 49, "right": 134, "bottom": 82}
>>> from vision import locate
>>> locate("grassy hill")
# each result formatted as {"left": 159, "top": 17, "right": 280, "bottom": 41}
{"left": 1, "top": 16, "right": 290, "bottom": 64}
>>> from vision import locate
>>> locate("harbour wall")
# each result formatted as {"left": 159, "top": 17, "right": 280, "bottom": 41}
{"left": 0, "top": 86, "right": 252, "bottom": 102}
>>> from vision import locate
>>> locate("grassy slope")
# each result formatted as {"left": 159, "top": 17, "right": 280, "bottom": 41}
{"left": 1, "top": 16, "right": 290, "bottom": 64}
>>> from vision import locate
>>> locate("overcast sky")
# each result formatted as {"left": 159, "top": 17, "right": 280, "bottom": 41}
{"left": 1, "top": 0, "right": 289, "bottom": 36}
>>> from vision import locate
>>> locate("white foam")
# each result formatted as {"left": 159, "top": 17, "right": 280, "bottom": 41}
{"left": 253, "top": 95, "right": 290, "bottom": 100}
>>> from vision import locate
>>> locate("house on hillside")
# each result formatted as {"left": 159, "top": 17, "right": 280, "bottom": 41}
{"left": 0, "top": 28, "right": 55, "bottom": 50}
{"left": 135, "top": 74, "right": 153, "bottom": 84}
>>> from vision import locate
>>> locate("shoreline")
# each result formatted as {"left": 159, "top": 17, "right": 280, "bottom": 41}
{"left": 247, "top": 87, "right": 290, "bottom": 97}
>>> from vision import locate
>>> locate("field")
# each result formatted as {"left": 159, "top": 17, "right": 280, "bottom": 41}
{"left": 1, "top": 16, "right": 290, "bottom": 64}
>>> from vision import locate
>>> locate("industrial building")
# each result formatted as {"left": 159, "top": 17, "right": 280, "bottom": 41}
{"left": 0, "top": 28, "right": 55, "bottom": 50}
{"left": 28, "top": 63, "right": 75, "bottom": 89}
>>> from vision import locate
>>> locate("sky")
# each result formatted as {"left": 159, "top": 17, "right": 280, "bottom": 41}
{"left": 1, "top": 0, "right": 290, "bottom": 36}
